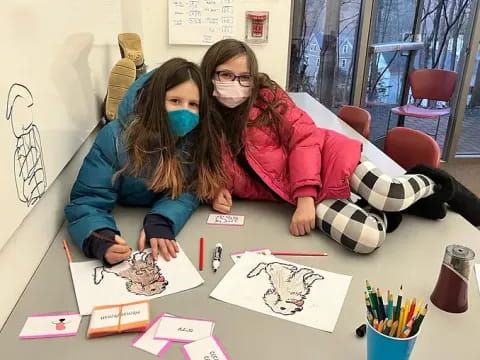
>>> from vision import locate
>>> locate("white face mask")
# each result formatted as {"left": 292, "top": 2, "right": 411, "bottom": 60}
{"left": 213, "top": 80, "right": 252, "bottom": 108}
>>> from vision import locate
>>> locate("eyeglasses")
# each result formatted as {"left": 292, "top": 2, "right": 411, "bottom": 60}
{"left": 215, "top": 70, "right": 252, "bottom": 87}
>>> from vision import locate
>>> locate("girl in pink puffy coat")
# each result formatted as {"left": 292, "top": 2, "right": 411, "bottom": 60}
{"left": 200, "top": 39, "right": 451, "bottom": 254}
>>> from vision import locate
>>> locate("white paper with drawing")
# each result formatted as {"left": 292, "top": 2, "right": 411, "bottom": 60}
{"left": 70, "top": 248, "right": 203, "bottom": 315}
{"left": 210, "top": 253, "right": 351, "bottom": 332}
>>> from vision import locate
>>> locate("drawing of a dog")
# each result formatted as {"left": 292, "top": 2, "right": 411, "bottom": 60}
{"left": 94, "top": 252, "right": 168, "bottom": 296}
{"left": 247, "top": 262, "right": 324, "bottom": 315}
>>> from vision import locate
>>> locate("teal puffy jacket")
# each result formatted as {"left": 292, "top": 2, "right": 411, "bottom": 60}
{"left": 64, "top": 70, "right": 199, "bottom": 249}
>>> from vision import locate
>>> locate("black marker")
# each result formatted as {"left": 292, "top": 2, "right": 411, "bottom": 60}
{"left": 212, "top": 243, "right": 223, "bottom": 272}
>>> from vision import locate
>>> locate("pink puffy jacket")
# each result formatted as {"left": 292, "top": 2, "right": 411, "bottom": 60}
{"left": 223, "top": 88, "right": 363, "bottom": 205}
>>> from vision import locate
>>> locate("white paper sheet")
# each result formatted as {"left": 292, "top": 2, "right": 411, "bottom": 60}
{"left": 168, "top": 0, "right": 236, "bottom": 45}
{"left": 210, "top": 253, "right": 351, "bottom": 332}
{"left": 70, "top": 247, "right": 203, "bottom": 315}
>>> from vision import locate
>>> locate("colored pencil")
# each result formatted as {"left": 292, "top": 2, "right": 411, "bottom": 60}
{"left": 371, "top": 289, "right": 380, "bottom": 319}
{"left": 63, "top": 240, "right": 73, "bottom": 263}
{"left": 413, "top": 299, "right": 424, "bottom": 319}
{"left": 389, "top": 320, "right": 399, "bottom": 337}
{"left": 410, "top": 304, "right": 428, "bottom": 336}
{"left": 271, "top": 251, "right": 328, "bottom": 256}
{"left": 367, "top": 312, "right": 374, "bottom": 325}
{"left": 387, "top": 291, "right": 394, "bottom": 320}
{"left": 396, "top": 306, "right": 405, "bottom": 337}
{"left": 199, "top": 237, "right": 204, "bottom": 271}
{"left": 394, "top": 285, "right": 403, "bottom": 322}
{"left": 377, "top": 320, "right": 384, "bottom": 333}
{"left": 401, "top": 318, "right": 414, "bottom": 338}
{"left": 373, "top": 319, "right": 379, "bottom": 330}
{"left": 383, "top": 319, "right": 392, "bottom": 335}
{"left": 377, "top": 288, "right": 387, "bottom": 320}
{"left": 407, "top": 298, "right": 416, "bottom": 323}
{"left": 366, "top": 281, "right": 379, "bottom": 319}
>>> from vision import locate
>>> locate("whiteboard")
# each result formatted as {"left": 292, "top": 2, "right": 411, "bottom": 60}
{"left": 0, "top": 0, "right": 123, "bottom": 248}
{"left": 168, "top": 0, "right": 236, "bottom": 45}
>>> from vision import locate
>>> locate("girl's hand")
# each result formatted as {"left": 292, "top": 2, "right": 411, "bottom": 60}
{"left": 104, "top": 235, "right": 132, "bottom": 264}
{"left": 138, "top": 229, "right": 179, "bottom": 261}
{"left": 290, "top": 197, "right": 316, "bottom": 236}
{"left": 212, "top": 188, "right": 233, "bottom": 214}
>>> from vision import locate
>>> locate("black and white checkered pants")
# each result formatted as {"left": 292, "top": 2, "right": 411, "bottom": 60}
{"left": 316, "top": 156, "right": 436, "bottom": 254}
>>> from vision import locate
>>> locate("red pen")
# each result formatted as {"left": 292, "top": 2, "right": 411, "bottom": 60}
{"left": 199, "top": 237, "right": 204, "bottom": 271}
{"left": 271, "top": 251, "right": 328, "bottom": 256}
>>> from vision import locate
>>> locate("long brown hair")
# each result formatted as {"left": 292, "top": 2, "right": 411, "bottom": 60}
{"left": 200, "top": 39, "right": 287, "bottom": 156}
{"left": 118, "top": 57, "right": 224, "bottom": 200}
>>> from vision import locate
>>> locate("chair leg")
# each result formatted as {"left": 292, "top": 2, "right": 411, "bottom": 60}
{"left": 434, "top": 116, "right": 441, "bottom": 140}
{"left": 387, "top": 111, "right": 392, "bottom": 135}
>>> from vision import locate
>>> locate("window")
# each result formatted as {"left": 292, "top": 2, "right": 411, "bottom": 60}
{"left": 341, "top": 59, "right": 347, "bottom": 68}
{"left": 316, "top": 58, "right": 320, "bottom": 66}
{"left": 343, "top": 44, "right": 348, "bottom": 54}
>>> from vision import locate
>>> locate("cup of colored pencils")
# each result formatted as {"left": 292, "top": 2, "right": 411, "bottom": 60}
{"left": 364, "top": 280, "right": 428, "bottom": 360}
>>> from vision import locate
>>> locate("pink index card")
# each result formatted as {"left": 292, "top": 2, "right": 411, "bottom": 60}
{"left": 182, "top": 336, "right": 231, "bottom": 360}
{"left": 206, "top": 214, "right": 245, "bottom": 226}
{"left": 132, "top": 313, "right": 173, "bottom": 357}
{"left": 19, "top": 312, "right": 81, "bottom": 339}
{"left": 154, "top": 315, "right": 215, "bottom": 343}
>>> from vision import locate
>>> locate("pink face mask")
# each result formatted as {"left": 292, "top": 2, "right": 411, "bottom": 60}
{"left": 213, "top": 80, "right": 252, "bottom": 108}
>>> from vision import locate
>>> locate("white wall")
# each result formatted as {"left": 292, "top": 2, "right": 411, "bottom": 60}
{"left": 141, "top": 0, "right": 292, "bottom": 88}
{"left": 0, "top": 131, "right": 96, "bottom": 329}
{"left": 0, "top": 0, "right": 292, "bottom": 330}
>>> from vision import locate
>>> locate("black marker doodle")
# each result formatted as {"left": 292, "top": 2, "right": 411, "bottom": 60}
{"left": 6, "top": 83, "right": 47, "bottom": 206}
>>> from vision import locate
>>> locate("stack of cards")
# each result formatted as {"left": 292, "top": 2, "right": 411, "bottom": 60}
{"left": 87, "top": 300, "right": 150, "bottom": 338}
{"left": 132, "top": 313, "right": 230, "bottom": 359}
{"left": 19, "top": 312, "right": 82, "bottom": 339}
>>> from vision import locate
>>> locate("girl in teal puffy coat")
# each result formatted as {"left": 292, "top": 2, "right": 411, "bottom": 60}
{"left": 65, "top": 58, "right": 224, "bottom": 265}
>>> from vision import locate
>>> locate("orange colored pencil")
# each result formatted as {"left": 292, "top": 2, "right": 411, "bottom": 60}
{"left": 63, "top": 239, "right": 73, "bottom": 263}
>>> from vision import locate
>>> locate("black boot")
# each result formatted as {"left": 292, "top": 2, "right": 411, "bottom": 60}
{"left": 447, "top": 177, "right": 480, "bottom": 227}
{"left": 402, "top": 165, "right": 455, "bottom": 220}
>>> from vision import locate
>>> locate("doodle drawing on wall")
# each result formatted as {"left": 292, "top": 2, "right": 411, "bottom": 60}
{"left": 247, "top": 262, "right": 324, "bottom": 315}
{"left": 94, "top": 251, "right": 169, "bottom": 296}
{"left": 5, "top": 83, "right": 47, "bottom": 206}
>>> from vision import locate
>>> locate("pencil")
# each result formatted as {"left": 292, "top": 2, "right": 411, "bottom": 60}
{"left": 387, "top": 291, "right": 394, "bottom": 320}
{"left": 271, "top": 251, "right": 328, "bottom": 256}
{"left": 383, "top": 319, "right": 392, "bottom": 335}
{"left": 401, "top": 318, "right": 414, "bottom": 338}
{"left": 373, "top": 318, "right": 379, "bottom": 330}
{"left": 394, "top": 285, "right": 403, "bottom": 322}
{"left": 377, "top": 320, "right": 384, "bottom": 333}
{"left": 396, "top": 306, "right": 405, "bottom": 337}
{"left": 63, "top": 240, "right": 73, "bottom": 263}
{"left": 377, "top": 288, "right": 387, "bottom": 320}
{"left": 407, "top": 298, "right": 416, "bottom": 323}
{"left": 199, "top": 237, "right": 204, "bottom": 271}
{"left": 367, "top": 312, "right": 374, "bottom": 326}
{"left": 371, "top": 289, "right": 380, "bottom": 319}
{"left": 389, "top": 320, "right": 399, "bottom": 337}
{"left": 366, "top": 282, "right": 378, "bottom": 319}
{"left": 413, "top": 299, "right": 424, "bottom": 319}
{"left": 410, "top": 304, "right": 428, "bottom": 336}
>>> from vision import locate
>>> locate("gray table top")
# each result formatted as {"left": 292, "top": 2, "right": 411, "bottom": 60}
{"left": 2, "top": 93, "right": 479, "bottom": 359}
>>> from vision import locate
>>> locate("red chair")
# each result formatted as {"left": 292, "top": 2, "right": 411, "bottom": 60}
{"left": 337, "top": 105, "right": 371, "bottom": 139}
{"left": 388, "top": 69, "right": 458, "bottom": 139}
{"left": 384, "top": 127, "right": 441, "bottom": 169}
